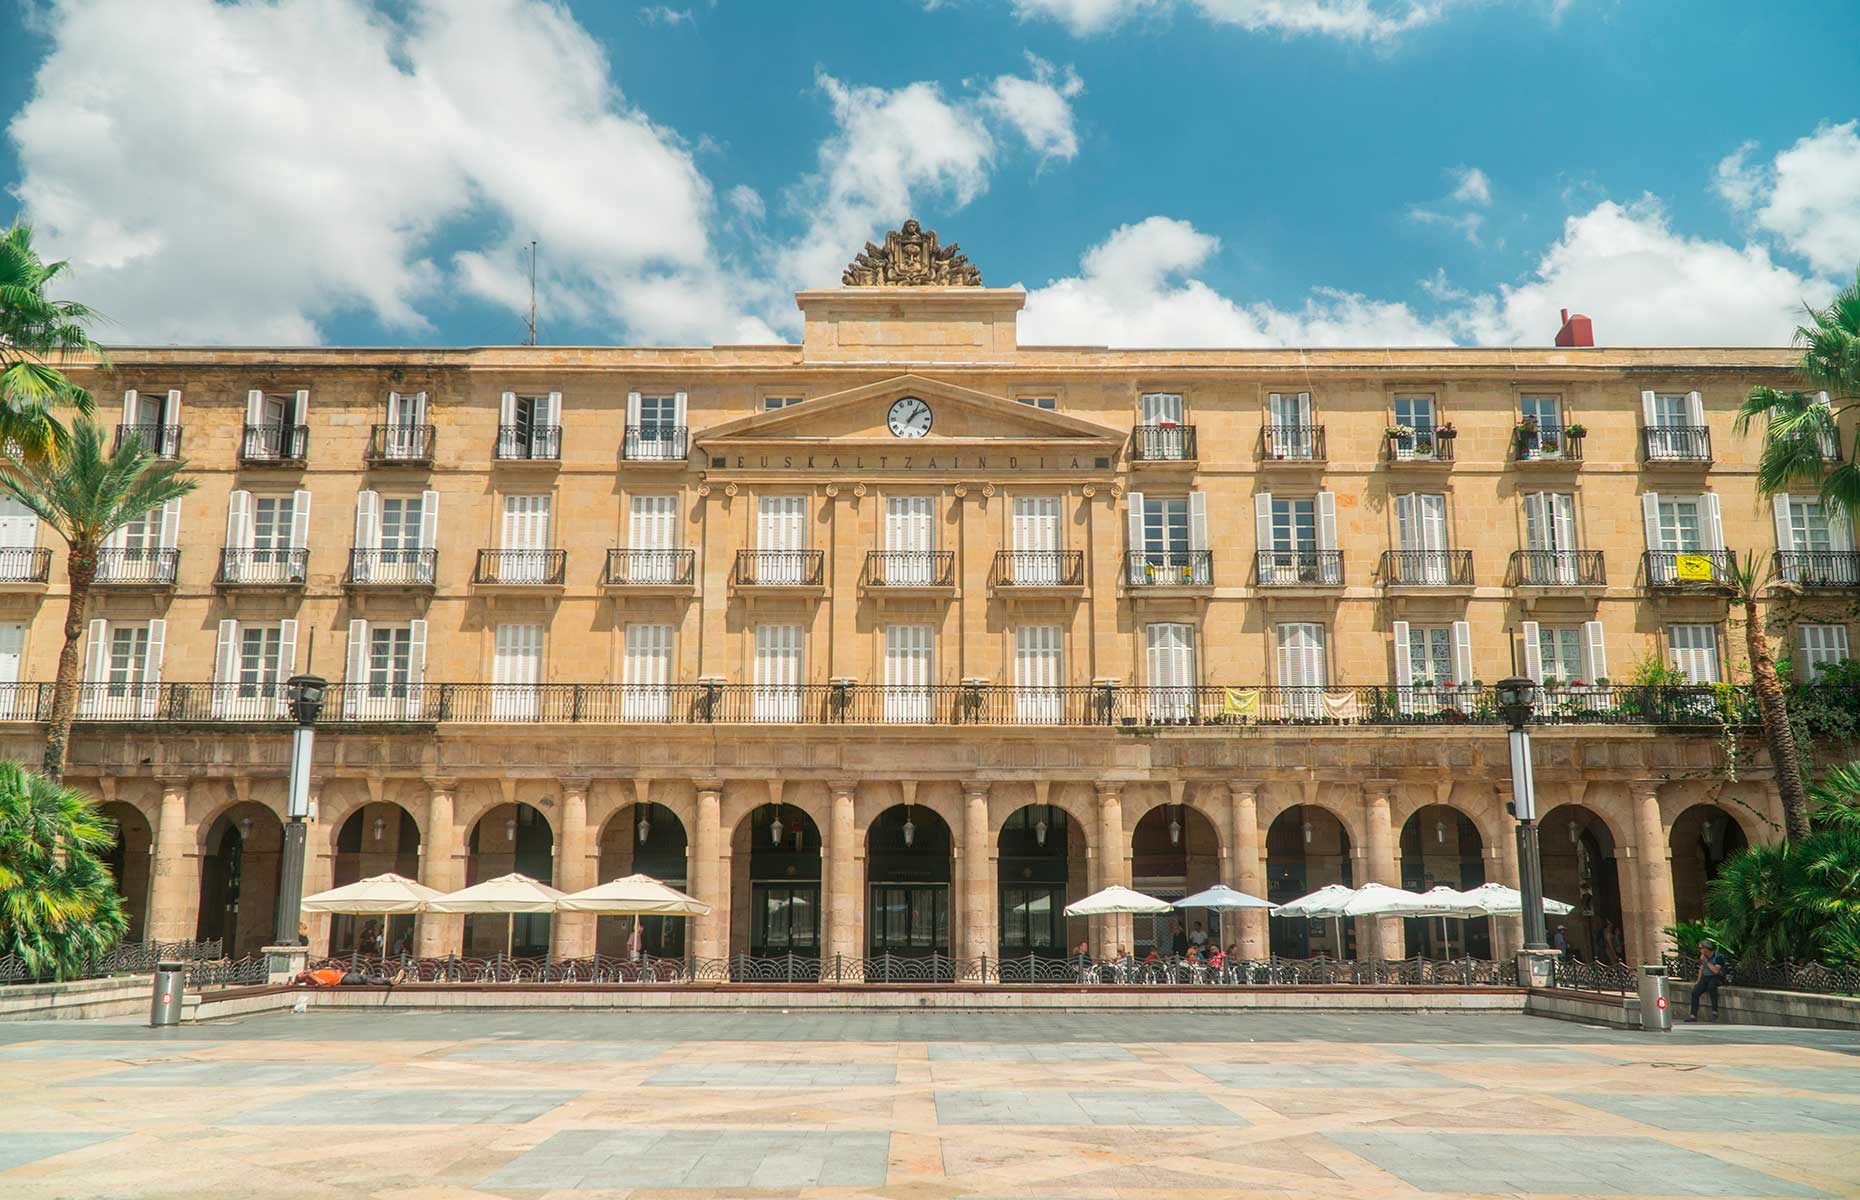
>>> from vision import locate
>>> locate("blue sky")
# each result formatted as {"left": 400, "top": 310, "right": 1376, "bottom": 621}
{"left": 3, "top": 0, "right": 1857, "bottom": 348}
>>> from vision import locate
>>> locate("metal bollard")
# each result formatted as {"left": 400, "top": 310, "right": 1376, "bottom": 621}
{"left": 149, "top": 961, "right": 186, "bottom": 1027}
{"left": 1637, "top": 963, "right": 1671, "bottom": 1032}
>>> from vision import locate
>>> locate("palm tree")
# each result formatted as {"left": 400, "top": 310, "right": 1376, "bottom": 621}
{"left": 0, "top": 222, "right": 102, "bottom": 460}
{"left": 0, "top": 421, "right": 193, "bottom": 782}
{"left": 0, "top": 760, "right": 127, "bottom": 979}
{"left": 1730, "top": 555, "right": 1811, "bottom": 840}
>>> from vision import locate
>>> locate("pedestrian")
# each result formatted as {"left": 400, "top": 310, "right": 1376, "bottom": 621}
{"left": 1686, "top": 939, "right": 1730, "bottom": 1023}
{"left": 628, "top": 918, "right": 644, "bottom": 962}
{"left": 295, "top": 921, "right": 309, "bottom": 948}
{"left": 1188, "top": 922, "right": 1208, "bottom": 950}
{"left": 1551, "top": 925, "right": 1569, "bottom": 955}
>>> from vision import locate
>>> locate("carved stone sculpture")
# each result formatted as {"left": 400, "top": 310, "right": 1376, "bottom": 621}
{"left": 842, "top": 219, "right": 983, "bottom": 287}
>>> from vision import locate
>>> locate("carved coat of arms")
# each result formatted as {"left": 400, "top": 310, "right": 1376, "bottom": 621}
{"left": 842, "top": 219, "right": 983, "bottom": 287}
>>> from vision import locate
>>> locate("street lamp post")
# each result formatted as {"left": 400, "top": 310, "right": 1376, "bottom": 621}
{"left": 1494, "top": 676, "right": 1549, "bottom": 950}
{"left": 273, "top": 673, "right": 327, "bottom": 946}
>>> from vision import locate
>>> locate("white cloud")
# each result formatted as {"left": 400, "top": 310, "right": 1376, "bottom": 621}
{"left": 1409, "top": 165, "right": 1491, "bottom": 246}
{"left": 1003, "top": 0, "right": 1484, "bottom": 41}
{"left": 1451, "top": 166, "right": 1492, "bottom": 207}
{"left": 1715, "top": 121, "right": 1860, "bottom": 278}
{"left": 979, "top": 56, "right": 1085, "bottom": 163}
{"left": 638, "top": 5, "right": 694, "bottom": 25}
{"left": 1006, "top": 0, "right": 1165, "bottom": 36}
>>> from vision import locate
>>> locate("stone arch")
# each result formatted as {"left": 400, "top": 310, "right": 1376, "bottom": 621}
{"left": 1130, "top": 801, "right": 1222, "bottom": 954}
{"left": 1264, "top": 803, "right": 1356, "bottom": 959}
{"left": 594, "top": 798, "right": 690, "bottom": 959}
{"left": 99, "top": 800, "right": 153, "bottom": 944}
{"left": 730, "top": 794, "right": 824, "bottom": 958}
{"left": 319, "top": 780, "right": 429, "bottom": 854}
{"left": 453, "top": 781, "right": 561, "bottom": 846}
{"left": 1257, "top": 784, "right": 1368, "bottom": 853}
{"left": 1121, "top": 782, "right": 1230, "bottom": 845}
{"left": 1661, "top": 783, "right": 1771, "bottom": 850}
{"left": 1668, "top": 802, "right": 1750, "bottom": 925}
{"left": 326, "top": 801, "right": 423, "bottom": 956}
{"left": 1397, "top": 803, "right": 1490, "bottom": 959}
{"left": 864, "top": 803, "right": 954, "bottom": 958}
{"left": 988, "top": 782, "right": 1096, "bottom": 849}
{"left": 195, "top": 801, "right": 284, "bottom": 958}
{"left": 463, "top": 800, "right": 555, "bottom": 957}
{"left": 997, "top": 802, "right": 1089, "bottom": 958}
{"left": 856, "top": 781, "right": 961, "bottom": 844}
{"left": 1539, "top": 802, "right": 1627, "bottom": 965}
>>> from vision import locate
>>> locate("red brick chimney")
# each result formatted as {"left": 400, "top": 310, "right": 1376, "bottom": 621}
{"left": 1555, "top": 308, "right": 1594, "bottom": 348}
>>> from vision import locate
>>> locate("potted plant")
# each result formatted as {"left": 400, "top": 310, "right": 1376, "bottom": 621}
{"left": 1386, "top": 424, "right": 1415, "bottom": 440}
{"left": 1436, "top": 421, "right": 1458, "bottom": 439}
{"left": 1565, "top": 422, "right": 1587, "bottom": 438}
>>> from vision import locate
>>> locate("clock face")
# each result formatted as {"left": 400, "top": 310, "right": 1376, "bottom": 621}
{"left": 888, "top": 396, "right": 932, "bottom": 438}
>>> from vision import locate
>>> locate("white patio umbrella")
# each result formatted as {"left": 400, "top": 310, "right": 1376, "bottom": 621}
{"left": 1174, "top": 885, "right": 1273, "bottom": 949}
{"left": 300, "top": 872, "right": 441, "bottom": 915}
{"left": 1459, "top": 882, "right": 1576, "bottom": 917}
{"left": 427, "top": 873, "right": 566, "bottom": 959}
{"left": 1062, "top": 885, "right": 1174, "bottom": 916}
{"left": 1272, "top": 884, "right": 1358, "bottom": 959}
{"left": 1400, "top": 885, "right": 1487, "bottom": 959}
{"left": 1336, "top": 883, "right": 1437, "bottom": 962}
{"left": 557, "top": 874, "right": 711, "bottom": 916}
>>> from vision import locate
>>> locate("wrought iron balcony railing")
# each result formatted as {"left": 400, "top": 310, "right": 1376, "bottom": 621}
{"left": 1643, "top": 425, "right": 1712, "bottom": 463}
{"left": 1378, "top": 549, "right": 1473, "bottom": 586}
{"left": 732, "top": 549, "right": 824, "bottom": 587}
{"left": 495, "top": 425, "right": 561, "bottom": 461}
{"left": 0, "top": 547, "right": 51, "bottom": 584}
{"left": 1130, "top": 424, "right": 1197, "bottom": 462}
{"left": 1125, "top": 550, "right": 1213, "bottom": 586}
{"left": 990, "top": 550, "right": 1084, "bottom": 588}
{"left": 1514, "top": 423, "right": 1583, "bottom": 462}
{"left": 115, "top": 423, "right": 183, "bottom": 459}
{"left": 1774, "top": 550, "right": 1860, "bottom": 589}
{"left": 1256, "top": 549, "right": 1343, "bottom": 586}
{"left": 473, "top": 549, "right": 566, "bottom": 586}
{"left": 862, "top": 550, "right": 954, "bottom": 588}
{"left": 217, "top": 548, "right": 308, "bottom": 586}
{"left": 347, "top": 548, "right": 437, "bottom": 586}
{"left": 0, "top": 680, "right": 1757, "bottom": 729}
{"left": 93, "top": 547, "right": 179, "bottom": 586}
{"left": 366, "top": 423, "right": 435, "bottom": 465}
{"left": 1261, "top": 424, "right": 1325, "bottom": 462}
{"left": 623, "top": 424, "right": 688, "bottom": 462}
{"left": 603, "top": 548, "right": 695, "bottom": 587}
{"left": 1385, "top": 426, "right": 1454, "bottom": 463}
{"left": 1643, "top": 549, "right": 1736, "bottom": 590}
{"left": 241, "top": 423, "right": 309, "bottom": 463}
{"left": 1507, "top": 550, "right": 1605, "bottom": 587}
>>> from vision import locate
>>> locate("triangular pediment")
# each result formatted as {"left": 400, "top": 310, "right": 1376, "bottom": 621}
{"left": 695, "top": 374, "right": 1125, "bottom": 449}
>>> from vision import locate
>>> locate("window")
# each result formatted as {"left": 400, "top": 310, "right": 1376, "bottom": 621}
{"left": 1001, "top": 884, "right": 1065, "bottom": 953}
{"left": 755, "top": 495, "right": 807, "bottom": 583}
{"left": 1014, "top": 625, "right": 1063, "bottom": 723}
{"left": 883, "top": 495, "right": 936, "bottom": 584}
{"left": 1139, "top": 392, "right": 1184, "bottom": 425}
{"left": 120, "top": 388, "right": 180, "bottom": 456}
{"left": 369, "top": 626, "right": 414, "bottom": 690}
{"left": 1010, "top": 495, "right": 1063, "bottom": 584}
{"left": 489, "top": 623, "right": 543, "bottom": 720}
{"left": 120, "top": 511, "right": 157, "bottom": 553}
{"left": 755, "top": 884, "right": 818, "bottom": 950}
{"left": 497, "top": 392, "right": 560, "bottom": 458}
{"left": 1271, "top": 497, "right": 1317, "bottom": 552}
{"left": 0, "top": 622, "right": 23, "bottom": 719}
{"left": 109, "top": 625, "right": 150, "bottom": 689}
{"left": 238, "top": 626, "right": 285, "bottom": 694}
{"left": 1537, "top": 626, "right": 1585, "bottom": 681}
{"left": 1522, "top": 492, "right": 1579, "bottom": 584}
{"left": 1267, "top": 391, "right": 1315, "bottom": 458}
{"left": 1392, "top": 620, "right": 1472, "bottom": 710}
{"left": 1643, "top": 390, "right": 1707, "bottom": 459}
{"left": 1016, "top": 396, "right": 1057, "bottom": 411}
{"left": 764, "top": 396, "right": 804, "bottom": 410}
{"left": 1519, "top": 395, "right": 1566, "bottom": 457}
{"left": 1650, "top": 392, "right": 1693, "bottom": 428}
{"left": 1395, "top": 492, "right": 1450, "bottom": 583}
{"left": 1275, "top": 622, "right": 1326, "bottom": 719}
{"left": 1657, "top": 497, "right": 1703, "bottom": 551}
{"left": 380, "top": 496, "right": 423, "bottom": 551}
{"left": 1144, "top": 496, "right": 1188, "bottom": 555}
{"left": 1392, "top": 394, "right": 1438, "bottom": 458}
{"left": 622, "top": 494, "right": 680, "bottom": 584}
{"left": 0, "top": 496, "right": 38, "bottom": 578}
{"left": 1668, "top": 624, "right": 1720, "bottom": 684}
{"left": 627, "top": 391, "right": 687, "bottom": 459}
{"left": 1775, "top": 495, "right": 1859, "bottom": 585}
{"left": 1800, "top": 625, "right": 1850, "bottom": 678}
{"left": 83, "top": 618, "right": 163, "bottom": 717}
{"left": 212, "top": 618, "right": 297, "bottom": 718}
{"left": 499, "top": 495, "right": 553, "bottom": 582}
{"left": 1405, "top": 626, "right": 1456, "bottom": 686}
{"left": 623, "top": 623, "right": 674, "bottom": 720}
{"left": 1137, "top": 392, "right": 1189, "bottom": 458}
{"left": 884, "top": 624, "right": 933, "bottom": 722}
{"left": 342, "top": 618, "right": 425, "bottom": 719}
{"left": 1145, "top": 622, "right": 1197, "bottom": 721}
{"left": 753, "top": 623, "right": 802, "bottom": 722}
{"left": 353, "top": 490, "right": 436, "bottom": 585}
{"left": 1255, "top": 491, "right": 1337, "bottom": 585}
{"left": 1126, "top": 492, "right": 1210, "bottom": 584}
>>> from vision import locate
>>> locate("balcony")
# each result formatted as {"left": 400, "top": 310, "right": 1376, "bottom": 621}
{"left": 1507, "top": 550, "right": 1606, "bottom": 590}
{"left": 1643, "top": 425, "right": 1711, "bottom": 464}
{"left": 1378, "top": 550, "right": 1474, "bottom": 589}
{"left": 603, "top": 549, "right": 696, "bottom": 592}
{"left": 623, "top": 425, "right": 688, "bottom": 463}
{"left": 1260, "top": 424, "right": 1325, "bottom": 464}
{"left": 1130, "top": 424, "right": 1196, "bottom": 463}
{"left": 1384, "top": 426, "right": 1455, "bottom": 465}
{"left": 1255, "top": 550, "right": 1343, "bottom": 588}
{"left": 1514, "top": 423, "right": 1584, "bottom": 464}
{"left": 1124, "top": 551, "right": 1213, "bottom": 589}
{"left": 116, "top": 423, "right": 183, "bottom": 459}
{"left": 495, "top": 425, "right": 561, "bottom": 462}
{"left": 0, "top": 547, "right": 52, "bottom": 588}
{"left": 217, "top": 548, "right": 308, "bottom": 587}
{"left": 93, "top": 548, "right": 179, "bottom": 588}
{"left": 346, "top": 548, "right": 436, "bottom": 588}
{"left": 862, "top": 550, "right": 955, "bottom": 593}
{"left": 473, "top": 550, "right": 567, "bottom": 589}
{"left": 1643, "top": 550, "right": 1736, "bottom": 592}
{"left": 1773, "top": 550, "right": 1860, "bottom": 590}
{"left": 365, "top": 423, "right": 435, "bottom": 466}
{"left": 732, "top": 550, "right": 825, "bottom": 591}
{"left": 240, "top": 423, "right": 309, "bottom": 465}
{"left": 990, "top": 550, "right": 1085, "bottom": 592}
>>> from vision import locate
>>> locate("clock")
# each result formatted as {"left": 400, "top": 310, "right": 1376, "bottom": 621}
{"left": 887, "top": 396, "right": 932, "bottom": 438}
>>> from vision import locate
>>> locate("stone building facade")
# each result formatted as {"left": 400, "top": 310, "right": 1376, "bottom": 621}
{"left": 1, "top": 225, "right": 1819, "bottom": 973}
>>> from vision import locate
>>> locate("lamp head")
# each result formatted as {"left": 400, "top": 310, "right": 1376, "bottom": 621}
{"left": 286, "top": 673, "right": 328, "bottom": 727}
{"left": 1493, "top": 676, "right": 1536, "bottom": 729}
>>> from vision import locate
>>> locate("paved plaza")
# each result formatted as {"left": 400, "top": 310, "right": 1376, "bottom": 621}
{"left": 1, "top": 1009, "right": 1857, "bottom": 1198}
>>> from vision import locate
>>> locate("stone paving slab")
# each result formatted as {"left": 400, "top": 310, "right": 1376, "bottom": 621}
{"left": 1196, "top": 1062, "right": 1473, "bottom": 1089}
{"left": 1385, "top": 1043, "right": 1625, "bottom": 1064}
{"left": 441, "top": 1039, "right": 670, "bottom": 1062}
{"left": 481, "top": 1129, "right": 891, "bottom": 1189}
{"left": 1721, "top": 1067, "right": 1860, "bottom": 1094}
{"left": 0, "top": 1041, "right": 222, "bottom": 1061}
{"left": 644, "top": 1061, "right": 898, "bottom": 1086}
{"left": 935, "top": 1088, "right": 1245, "bottom": 1125}
{"left": 927, "top": 1042, "right": 1138, "bottom": 1061}
{"left": 1567, "top": 1092, "right": 1860, "bottom": 1133}
{"left": 68, "top": 1060, "right": 368, "bottom": 1087}
{"left": 226, "top": 1087, "right": 579, "bottom": 1125}
{"left": 0, "top": 1132, "right": 122, "bottom": 1172}
{"left": 1327, "top": 1130, "right": 1829, "bottom": 1197}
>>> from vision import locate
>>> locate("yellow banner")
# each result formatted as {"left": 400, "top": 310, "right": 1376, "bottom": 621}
{"left": 1674, "top": 553, "right": 1714, "bottom": 581}
{"left": 1221, "top": 688, "right": 1259, "bottom": 718}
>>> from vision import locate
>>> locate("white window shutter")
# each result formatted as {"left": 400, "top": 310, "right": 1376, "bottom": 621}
{"left": 158, "top": 498, "right": 181, "bottom": 549}
{"left": 1188, "top": 492, "right": 1208, "bottom": 554}
{"left": 544, "top": 391, "right": 562, "bottom": 430}
{"left": 1773, "top": 495, "right": 1794, "bottom": 552}
{"left": 278, "top": 618, "right": 298, "bottom": 679}
{"left": 83, "top": 620, "right": 107, "bottom": 717}
{"left": 406, "top": 619, "right": 428, "bottom": 719}
{"left": 290, "top": 490, "right": 311, "bottom": 551}
{"left": 1451, "top": 620, "right": 1473, "bottom": 685}
{"left": 1703, "top": 492, "right": 1724, "bottom": 552}
{"left": 626, "top": 390, "right": 642, "bottom": 428}
{"left": 141, "top": 619, "right": 165, "bottom": 718}
{"left": 1520, "top": 620, "right": 1543, "bottom": 683}
{"left": 353, "top": 489, "right": 379, "bottom": 553}
{"left": 673, "top": 390, "right": 688, "bottom": 428}
{"left": 1126, "top": 491, "right": 1145, "bottom": 555}
{"left": 1687, "top": 390, "right": 1705, "bottom": 428}
{"left": 212, "top": 619, "right": 238, "bottom": 718}
{"left": 225, "top": 489, "right": 252, "bottom": 550}
{"left": 343, "top": 619, "right": 367, "bottom": 719}
{"left": 1317, "top": 491, "right": 1337, "bottom": 552}
{"left": 411, "top": 391, "right": 428, "bottom": 426}
{"left": 1254, "top": 492, "right": 1274, "bottom": 556}
{"left": 499, "top": 390, "right": 517, "bottom": 427}
{"left": 1395, "top": 492, "right": 1416, "bottom": 550}
{"left": 1583, "top": 620, "right": 1608, "bottom": 682}
{"left": 420, "top": 490, "right": 439, "bottom": 550}
{"left": 1391, "top": 620, "right": 1412, "bottom": 688}
{"left": 1641, "top": 390, "right": 1657, "bottom": 427}
{"left": 1523, "top": 493, "right": 1545, "bottom": 550}
{"left": 1641, "top": 492, "right": 1662, "bottom": 551}
{"left": 1832, "top": 503, "right": 1854, "bottom": 553}
{"left": 293, "top": 389, "right": 309, "bottom": 427}
{"left": 164, "top": 389, "right": 181, "bottom": 425}
{"left": 121, "top": 389, "right": 137, "bottom": 427}
{"left": 245, "top": 390, "right": 264, "bottom": 425}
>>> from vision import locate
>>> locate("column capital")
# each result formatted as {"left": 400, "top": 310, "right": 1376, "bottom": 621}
{"left": 1227, "top": 783, "right": 1258, "bottom": 804}
{"left": 1629, "top": 779, "right": 1663, "bottom": 804}
{"left": 560, "top": 777, "right": 591, "bottom": 798}
{"left": 1094, "top": 780, "right": 1124, "bottom": 803}
{"left": 962, "top": 781, "right": 992, "bottom": 801}
{"left": 1361, "top": 780, "right": 1397, "bottom": 803}
{"left": 693, "top": 777, "right": 725, "bottom": 797}
{"left": 828, "top": 779, "right": 859, "bottom": 800}
{"left": 424, "top": 776, "right": 459, "bottom": 796}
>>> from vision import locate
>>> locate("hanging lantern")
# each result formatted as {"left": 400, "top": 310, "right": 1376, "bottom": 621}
{"left": 636, "top": 810, "right": 650, "bottom": 844}
{"left": 902, "top": 806, "right": 916, "bottom": 848}
{"left": 793, "top": 827, "right": 803, "bottom": 852}
{"left": 1302, "top": 819, "right": 1313, "bottom": 845}
{"left": 240, "top": 816, "right": 253, "bottom": 837}
{"left": 1168, "top": 809, "right": 1182, "bottom": 846}
{"left": 505, "top": 816, "right": 517, "bottom": 841}
{"left": 1568, "top": 820, "right": 1579, "bottom": 845}
{"left": 1034, "top": 816, "right": 1049, "bottom": 847}
{"left": 372, "top": 816, "right": 386, "bottom": 842}
{"left": 770, "top": 810, "right": 785, "bottom": 846}
{"left": 1435, "top": 820, "right": 1445, "bottom": 845}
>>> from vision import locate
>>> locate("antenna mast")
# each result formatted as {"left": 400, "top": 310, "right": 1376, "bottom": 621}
{"left": 526, "top": 240, "right": 538, "bottom": 346}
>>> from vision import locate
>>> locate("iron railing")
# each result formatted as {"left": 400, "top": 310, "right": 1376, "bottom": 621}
{"left": 495, "top": 425, "right": 561, "bottom": 460}
{"left": 116, "top": 423, "right": 183, "bottom": 458}
{"left": 1125, "top": 550, "right": 1213, "bottom": 586}
{"left": 473, "top": 549, "right": 567, "bottom": 586}
{"left": 1378, "top": 549, "right": 1474, "bottom": 586}
{"left": 604, "top": 548, "right": 695, "bottom": 586}
{"left": 623, "top": 424, "right": 688, "bottom": 461}
{"left": 218, "top": 547, "right": 308, "bottom": 585}
{"left": 1256, "top": 549, "right": 1343, "bottom": 586}
{"left": 1545, "top": 958, "right": 1636, "bottom": 994}
{"left": 1774, "top": 550, "right": 1860, "bottom": 588}
{"left": 732, "top": 549, "right": 824, "bottom": 587}
{"left": 241, "top": 423, "right": 309, "bottom": 463}
{"left": 1130, "top": 424, "right": 1197, "bottom": 461}
{"left": 1643, "top": 425, "right": 1711, "bottom": 463}
{"left": 862, "top": 550, "right": 954, "bottom": 588}
{"left": 1514, "top": 423, "right": 1583, "bottom": 462}
{"left": 187, "top": 955, "right": 271, "bottom": 989}
{"left": 1385, "top": 426, "right": 1454, "bottom": 462}
{"left": 94, "top": 547, "right": 179, "bottom": 586}
{"left": 0, "top": 939, "right": 223, "bottom": 986}
{"left": 1644, "top": 549, "right": 1736, "bottom": 590}
{"left": 347, "top": 548, "right": 437, "bottom": 586}
{"left": 1261, "top": 424, "right": 1325, "bottom": 462}
{"left": 1664, "top": 956, "right": 1860, "bottom": 996}
{"left": 1508, "top": 550, "right": 1606, "bottom": 587}
{"left": 0, "top": 681, "right": 1750, "bottom": 728}
{"left": 990, "top": 550, "right": 1084, "bottom": 588}
{"left": 0, "top": 547, "right": 51, "bottom": 583}
{"left": 366, "top": 423, "right": 435, "bottom": 464}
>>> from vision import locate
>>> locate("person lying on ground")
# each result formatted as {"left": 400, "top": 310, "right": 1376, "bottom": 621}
{"left": 292, "top": 966, "right": 406, "bottom": 988}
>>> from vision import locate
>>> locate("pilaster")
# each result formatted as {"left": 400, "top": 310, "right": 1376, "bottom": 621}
{"left": 147, "top": 778, "right": 199, "bottom": 943}
{"left": 1227, "top": 784, "right": 1268, "bottom": 958}
{"left": 961, "top": 782, "right": 995, "bottom": 962}
{"left": 692, "top": 780, "right": 725, "bottom": 961}
{"left": 1631, "top": 781, "right": 1676, "bottom": 965}
{"left": 1362, "top": 780, "right": 1403, "bottom": 960}
{"left": 552, "top": 780, "right": 595, "bottom": 958}
{"left": 826, "top": 779, "right": 860, "bottom": 961}
{"left": 1094, "top": 781, "right": 1127, "bottom": 957}
{"left": 418, "top": 779, "right": 461, "bottom": 957}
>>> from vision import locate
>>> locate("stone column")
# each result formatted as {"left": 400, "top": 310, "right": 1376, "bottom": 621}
{"left": 826, "top": 780, "right": 860, "bottom": 964}
{"left": 1360, "top": 782, "right": 1403, "bottom": 959}
{"left": 1631, "top": 781, "right": 1676, "bottom": 965}
{"left": 1094, "top": 782, "right": 1126, "bottom": 957}
{"left": 1228, "top": 785, "right": 1268, "bottom": 959}
{"left": 552, "top": 780, "right": 594, "bottom": 959}
{"left": 1490, "top": 783, "right": 1523, "bottom": 960}
{"left": 691, "top": 781, "right": 724, "bottom": 962}
{"left": 418, "top": 780, "right": 461, "bottom": 957}
{"left": 962, "top": 783, "right": 995, "bottom": 963}
{"left": 147, "top": 779, "right": 199, "bottom": 943}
